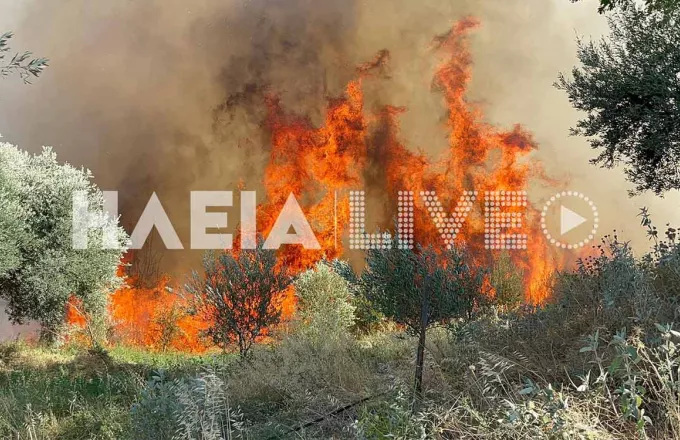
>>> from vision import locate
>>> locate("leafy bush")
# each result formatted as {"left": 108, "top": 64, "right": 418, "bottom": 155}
{"left": 130, "top": 369, "right": 249, "bottom": 440}
{"left": 489, "top": 252, "right": 524, "bottom": 311}
{"left": 0, "top": 142, "right": 128, "bottom": 344}
{"left": 329, "top": 259, "right": 385, "bottom": 335}
{"left": 577, "top": 324, "right": 680, "bottom": 438}
{"left": 186, "top": 242, "right": 293, "bottom": 356}
{"left": 352, "top": 388, "right": 428, "bottom": 439}
{"left": 294, "top": 261, "right": 356, "bottom": 343}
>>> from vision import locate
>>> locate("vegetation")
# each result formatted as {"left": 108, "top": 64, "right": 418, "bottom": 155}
{"left": 361, "top": 244, "right": 486, "bottom": 400}
{"left": 185, "top": 243, "right": 293, "bottom": 357}
{"left": 0, "top": 142, "right": 128, "bottom": 344}
{"left": 293, "top": 261, "right": 356, "bottom": 343}
{"left": 489, "top": 251, "right": 524, "bottom": 311}
{"left": 2, "top": 216, "right": 680, "bottom": 438}
{"left": 0, "top": 32, "right": 48, "bottom": 84}
{"left": 570, "top": 0, "right": 680, "bottom": 14}
{"left": 558, "top": 1, "right": 680, "bottom": 195}
{"left": 4, "top": 4, "right": 680, "bottom": 438}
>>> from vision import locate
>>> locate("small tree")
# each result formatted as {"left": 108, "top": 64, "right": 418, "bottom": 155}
{"left": 361, "top": 244, "right": 486, "bottom": 400}
{"left": 153, "top": 304, "right": 184, "bottom": 352}
{"left": 0, "top": 143, "right": 128, "bottom": 344}
{"left": 186, "top": 243, "right": 293, "bottom": 357}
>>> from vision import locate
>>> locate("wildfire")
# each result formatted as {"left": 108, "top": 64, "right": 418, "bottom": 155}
{"left": 68, "top": 18, "right": 559, "bottom": 350}
{"left": 257, "top": 18, "right": 558, "bottom": 302}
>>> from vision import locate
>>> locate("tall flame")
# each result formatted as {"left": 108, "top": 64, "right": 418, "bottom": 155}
{"left": 68, "top": 18, "right": 559, "bottom": 350}
{"left": 256, "top": 18, "right": 558, "bottom": 302}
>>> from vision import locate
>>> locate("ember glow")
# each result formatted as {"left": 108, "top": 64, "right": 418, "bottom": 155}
{"left": 67, "top": 18, "right": 561, "bottom": 349}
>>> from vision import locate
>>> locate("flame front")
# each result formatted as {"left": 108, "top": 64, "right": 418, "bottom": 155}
{"left": 257, "top": 18, "right": 558, "bottom": 302}
{"left": 68, "top": 18, "right": 559, "bottom": 350}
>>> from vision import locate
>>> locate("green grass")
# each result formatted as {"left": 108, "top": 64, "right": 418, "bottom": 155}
{"left": 0, "top": 343, "right": 223, "bottom": 439}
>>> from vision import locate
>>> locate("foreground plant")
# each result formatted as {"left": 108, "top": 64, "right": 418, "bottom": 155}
{"left": 186, "top": 241, "right": 293, "bottom": 357}
{"left": 558, "top": 1, "right": 680, "bottom": 195}
{"left": 361, "top": 244, "right": 487, "bottom": 401}
{"left": 0, "top": 32, "right": 48, "bottom": 84}
{"left": 0, "top": 143, "right": 128, "bottom": 344}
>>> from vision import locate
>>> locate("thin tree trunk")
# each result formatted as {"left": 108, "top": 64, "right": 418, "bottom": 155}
{"left": 414, "top": 324, "right": 427, "bottom": 399}
{"left": 414, "top": 294, "right": 429, "bottom": 404}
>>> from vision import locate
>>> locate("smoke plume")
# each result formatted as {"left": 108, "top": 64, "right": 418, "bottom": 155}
{"left": 0, "top": 0, "right": 677, "bottom": 279}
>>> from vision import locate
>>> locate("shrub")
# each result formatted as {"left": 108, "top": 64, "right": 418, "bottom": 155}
{"left": 329, "top": 259, "right": 385, "bottom": 334}
{"left": 489, "top": 251, "right": 524, "bottom": 311}
{"left": 294, "top": 262, "right": 356, "bottom": 343}
{"left": 185, "top": 241, "right": 293, "bottom": 357}
{"left": 130, "top": 370, "right": 249, "bottom": 440}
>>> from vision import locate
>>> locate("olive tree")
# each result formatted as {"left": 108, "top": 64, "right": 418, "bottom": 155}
{"left": 557, "top": 2, "right": 680, "bottom": 195}
{"left": 0, "top": 142, "right": 128, "bottom": 343}
{"left": 186, "top": 243, "right": 293, "bottom": 357}
{"left": 361, "top": 245, "right": 486, "bottom": 399}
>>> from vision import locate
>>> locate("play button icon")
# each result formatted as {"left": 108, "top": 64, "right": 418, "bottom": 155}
{"left": 541, "top": 191, "right": 599, "bottom": 249}
{"left": 560, "top": 205, "right": 588, "bottom": 235}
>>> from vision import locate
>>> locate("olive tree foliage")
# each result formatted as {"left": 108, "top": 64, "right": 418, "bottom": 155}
{"left": 570, "top": 0, "right": 679, "bottom": 14}
{"left": 557, "top": 2, "right": 680, "bottom": 195}
{"left": 0, "top": 157, "right": 25, "bottom": 277}
{"left": 361, "top": 244, "right": 487, "bottom": 399}
{"left": 186, "top": 243, "right": 293, "bottom": 357}
{"left": 0, "top": 142, "right": 128, "bottom": 342}
{"left": 0, "top": 32, "right": 48, "bottom": 83}
{"left": 293, "top": 261, "right": 356, "bottom": 342}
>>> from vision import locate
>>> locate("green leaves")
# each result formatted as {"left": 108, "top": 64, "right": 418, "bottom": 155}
{"left": 294, "top": 262, "right": 356, "bottom": 343}
{"left": 361, "top": 244, "right": 485, "bottom": 333}
{"left": 0, "top": 31, "right": 48, "bottom": 84}
{"left": 186, "top": 240, "right": 293, "bottom": 356}
{"left": 572, "top": 0, "right": 680, "bottom": 14}
{"left": 558, "top": 2, "right": 680, "bottom": 195}
{"left": 0, "top": 142, "right": 128, "bottom": 340}
{"left": 360, "top": 244, "right": 487, "bottom": 398}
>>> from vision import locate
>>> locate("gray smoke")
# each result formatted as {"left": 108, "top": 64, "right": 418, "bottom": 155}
{"left": 0, "top": 0, "right": 677, "bottom": 276}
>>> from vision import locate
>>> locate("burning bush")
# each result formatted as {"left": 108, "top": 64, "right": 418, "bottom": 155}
{"left": 107, "top": 274, "right": 209, "bottom": 352}
{"left": 185, "top": 243, "right": 294, "bottom": 357}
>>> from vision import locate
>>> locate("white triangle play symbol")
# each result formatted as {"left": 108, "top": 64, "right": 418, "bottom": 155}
{"left": 560, "top": 205, "right": 588, "bottom": 235}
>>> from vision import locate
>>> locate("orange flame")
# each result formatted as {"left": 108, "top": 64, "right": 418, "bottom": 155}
{"left": 67, "top": 18, "right": 560, "bottom": 350}
{"left": 256, "top": 18, "right": 558, "bottom": 302}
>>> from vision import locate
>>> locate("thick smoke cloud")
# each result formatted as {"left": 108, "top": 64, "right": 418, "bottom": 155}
{"left": 0, "top": 0, "right": 677, "bottom": 280}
